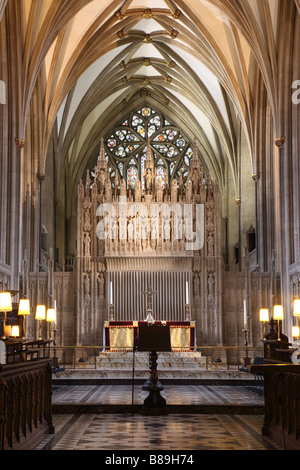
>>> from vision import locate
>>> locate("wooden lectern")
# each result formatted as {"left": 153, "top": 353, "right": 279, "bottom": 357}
{"left": 138, "top": 324, "right": 171, "bottom": 415}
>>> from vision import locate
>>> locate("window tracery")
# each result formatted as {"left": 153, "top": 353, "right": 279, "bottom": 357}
{"left": 92, "top": 106, "right": 195, "bottom": 188}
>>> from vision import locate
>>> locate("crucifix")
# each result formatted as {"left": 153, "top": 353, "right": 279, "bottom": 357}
{"left": 143, "top": 284, "right": 158, "bottom": 313}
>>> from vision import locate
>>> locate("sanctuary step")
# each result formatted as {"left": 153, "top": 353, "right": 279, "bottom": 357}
{"left": 70, "top": 351, "right": 208, "bottom": 379}
{"left": 53, "top": 351, "right": 259, "bottom": 384}
{"left": 97, "top": 351, "right": 206, "bottom": 376}
{"left": 55, "top": 351, "right": 251, "bottom": 381}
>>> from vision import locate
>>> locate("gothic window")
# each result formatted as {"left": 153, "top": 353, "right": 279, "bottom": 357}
{"left": 101, "top": 107, "right": 196, "bottom": 187}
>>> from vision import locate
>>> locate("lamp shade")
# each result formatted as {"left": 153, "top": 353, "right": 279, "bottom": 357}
{"left": 0, "top": 292, "right": 12, "bottom": 311}
{"left": 273, "top": 305, "right": 284, "bottom": 320}
{"left": 18, "top": 299, "right": 30, "bottom": 316}
{"left": 35, "top": 305, "right": 46, "bottom": 320}
{"left": 292, "top": 326, "right": 300, "bottom": 338}
{"left": 294, "top": 299, "right": 300, "bottom": 316}
{"left": 11, "top": 325, "right": 19, "bottom": 337}
{"left": 259, "top": 308, "right": 269, "bottom": 322}
{"left": 46, "top": 308, "right": 56, "bottom": 322}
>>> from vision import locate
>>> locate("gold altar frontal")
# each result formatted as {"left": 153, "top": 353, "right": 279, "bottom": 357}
{"left": 104, "top": 321, "right": 196, "bottom": 351}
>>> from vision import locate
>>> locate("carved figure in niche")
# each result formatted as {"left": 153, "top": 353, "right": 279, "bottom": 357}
{"left": 145, "top": 168, "right": 153, "bottom": 194}
{"left": 128, "top": 216, "right": 134, "bottom": 241}
{"left": 151, "top": 219, "right": 158, "bottom": 249}
{"left": 207, "top": 234, "right": 214, "bottom": 256}
{"left": 178, "top": 172, "right": 184, "bottom": 200}
{"left": 84, "top": 233, "right": 91, "bottom": 256}
{"left": 156, "top": 178, "right": 163, "bottom": 202}
{"left": 186, "top": 179, "right": 192, "bottom": 202}
{"left": 207, "top": 207, "right": 214, "bottom": 226}
{"left": 111, "top": 218, "right": 118, "bottom": 242}
{"left": 208, "top": 274, "right": 215, "bottom": 298}
{"left": 192, "top": 168, "right": 199, "bottom": 194}
{"left": 83, "top": 273, "right": 90, "bottom": 298}
{"left": 83, "top": 209, "right": 91, "bottom": 232}
{"left": 83, "top": 198, "right": 91, "bottom": 211}
{"left": 194, "top": 275, "right": 200, "bottom": 296}
{"left": 114, "top": 172, "right": 119, "bottom": 199}
{"left": 99, "top": 169, "right": 106, "bottom": 193}
{"left": 120, "top": 179, "right": 127, "bottom": 196}
{"left": 163, "top": 217, "right": 170, "bottom": 240}
{"left": 171, "top": 178, "right": 178, "bottom": 202}
{"left": 128, "top": 181, "right": 134, "bottom": 200}
{"left": 105, "top": 177, "right": 112, "bottom": 201}
{"left": 97, "top": 273, "right": 104, "bottom": 296}
{"left": 141, "top": 216, "right": 148, "bottom": 248}
{"left": 135, "top": 179, "right": 142, "bottom": 202}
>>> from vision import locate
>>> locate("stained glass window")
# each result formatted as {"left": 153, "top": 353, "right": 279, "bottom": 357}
{"left": 99, "top": 106, "right": 196, "bottom": 188}
{"left": 108, "top": 138, "right": 117, "bottom": 148}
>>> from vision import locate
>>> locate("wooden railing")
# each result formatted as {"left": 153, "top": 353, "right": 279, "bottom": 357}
{"left": 0, "top": 359, "right": 54, "bottom": 450}
{"left": 250, "top": 364, "right": 300, "bottom": 450}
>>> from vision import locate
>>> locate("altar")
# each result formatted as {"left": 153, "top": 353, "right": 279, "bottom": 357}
{"left": 104, "top": 321, "right": 196, "bottom": 352}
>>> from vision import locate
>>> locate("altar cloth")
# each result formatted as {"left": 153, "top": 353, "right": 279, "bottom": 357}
{"left": 104, "top": 321, "right": 196, "bottom": 352}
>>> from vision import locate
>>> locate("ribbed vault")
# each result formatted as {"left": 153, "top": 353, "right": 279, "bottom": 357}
{"left": 11, "top": 0, "right": 284, "bottom": 205}
{"left": 2, "top": 0, "right": 298, "bottom": 275}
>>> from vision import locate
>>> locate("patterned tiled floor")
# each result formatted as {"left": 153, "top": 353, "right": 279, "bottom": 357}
{"left": 52, "top": 384, "right": 264, "bottom": 406}
{"left": 32, "top": 384, "right": 282, "bottom": 451}
{"left": 35, "top": 412, "right": 280, "bottom": 451}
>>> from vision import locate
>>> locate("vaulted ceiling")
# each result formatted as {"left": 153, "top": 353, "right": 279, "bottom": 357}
{"left": 1, "top": 0, "right": 287, "bottom": 199}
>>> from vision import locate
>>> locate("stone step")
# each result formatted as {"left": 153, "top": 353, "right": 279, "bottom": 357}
{"left": 95, "top": 351, "right": 206, "bottom": 370}
{"left": 54, "top": 368, "right": 256, "bottom": 383}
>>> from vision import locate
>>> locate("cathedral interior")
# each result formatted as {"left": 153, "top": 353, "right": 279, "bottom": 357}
{"left": 1, "top": 0, "right": 300, "bottom": 452}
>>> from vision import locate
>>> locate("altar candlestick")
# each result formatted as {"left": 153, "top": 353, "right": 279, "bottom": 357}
{"left": 244, "top": 300, "right": 247, "bottom": 326}
{"left": 186, "top": 281, "right": 189, "bottom": 305}
{"left": 110, "top": 281, "right": 113, "bottom": 305}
